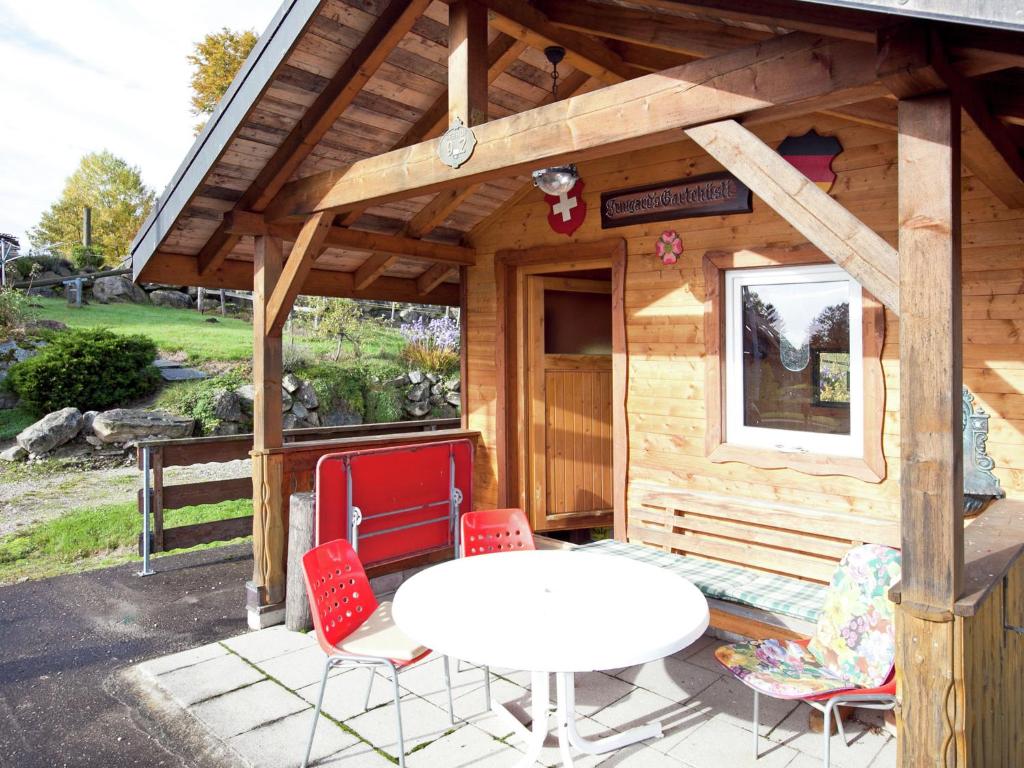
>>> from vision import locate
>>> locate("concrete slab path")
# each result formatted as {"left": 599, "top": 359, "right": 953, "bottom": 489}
{"left": 135, "top": 625, "right": 896, "bottom": 768}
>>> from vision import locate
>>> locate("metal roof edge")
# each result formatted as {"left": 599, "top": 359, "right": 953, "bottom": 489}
{"left": 796, "top": 0, "right": 1024, "bottom": 33}
{"left": 131, "top": 0, "right": 324, "bottom": 282}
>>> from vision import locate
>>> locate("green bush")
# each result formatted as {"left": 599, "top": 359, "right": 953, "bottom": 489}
{"left": 70, "top": 245, "right": 104, "bottom": 270}
{"left": 155, "top": 369, "right": 247, "bottom": 434}
{"left": 0, "top": 287, "right": 35, "bottom": 333}
{"left": 6, "top": 328, "right": 160, "bottom": 415}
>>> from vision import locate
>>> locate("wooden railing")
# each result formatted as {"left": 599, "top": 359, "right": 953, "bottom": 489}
{"left": 891, "top": 498, "right": 1024, "bottom": 765}
{"left": 136, "top": 419, "right": 460, "bottom": 557}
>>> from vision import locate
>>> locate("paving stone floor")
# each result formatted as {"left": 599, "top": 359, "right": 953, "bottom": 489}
{"left": 135, "top": 626, "right": 895, "bottom": 768}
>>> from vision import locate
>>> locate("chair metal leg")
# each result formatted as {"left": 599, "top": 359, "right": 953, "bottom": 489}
{"left": 363, "top": 666, "right": 375, "bottom": 711}
{"left": 834, "top": 703, "right": 848, "bottom": 746}
{"left": 752, "top": 690, "right": 760, "bottom": 759}
{"left": 302, "top": 657, "right": 333, "bottom": 768}
{"left": 442, "top": 655, "right": 455, "bottom": 725}
{"left": 483, "top": 665, "right": 492, "bottom": 710}
{"left": 822, "top": 699, "right": 835, "bottom": 768}
{"left": 388, "top": 662, "right": 406, "bottom": 768}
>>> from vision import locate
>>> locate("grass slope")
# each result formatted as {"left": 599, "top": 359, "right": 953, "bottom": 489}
{"left": 0, "top": 498, "right": 251, "bottom": 583}
{"left": 0, "top": 406, "right": 35, "bottom": 440}
{"left": 34, "top": 298, "right": 255, "bottom": 362}
{"left": 32, "top": 298, "right": 407, "bottom": 367}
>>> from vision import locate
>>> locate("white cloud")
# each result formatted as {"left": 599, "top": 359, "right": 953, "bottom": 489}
{"left": 0, "top": 0, "right": 281, "bottom": 248}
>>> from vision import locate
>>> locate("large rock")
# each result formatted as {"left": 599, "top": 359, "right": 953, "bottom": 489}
{"left": 290, "top": 401, "right": 309, "bottom": 421}
{"left": 91, "top": 276, "right": 148, "bottom": 304}
{"left": 149, "top": 289, "right": 193, "bottom": 309}
{"left": 16, "top": 408, "right": 83, "bottom": 454}
{"left": 91, "top": 409, "right": 194, "bottom": 444}
{"left": 296, "top": 381, "right": 319, "bottom": 410}
{"left": 407, "top": 382, "right": 429, "bottom": 402}
{"left": 235, "top": 384, "right": 292, "bottom": 413}
{"left": 282, "top": 373, "right": 303, "bottom": 393}
{"left": 212, "top": 389, "right": 242, "bottom": 422}
{"left": 404, "top": 400, "right": 431, "bottom": 418}
{"left": 0, "top": 445, "right": 27, "bottom": 462}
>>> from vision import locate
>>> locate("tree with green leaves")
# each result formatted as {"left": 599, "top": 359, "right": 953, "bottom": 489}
{"left": 188, "top": 27, "right": 258, "bottom": 134}
{"left": 29, "top": 151, "right": 154, "bottom": 266}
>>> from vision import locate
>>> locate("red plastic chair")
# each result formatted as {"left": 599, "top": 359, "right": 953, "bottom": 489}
{"left": 460, "top": 507, "right": 535, "bottom": 557}
{"left": 458, "top": 508, "right": 536, "bottom": 706}
{"left": 301, "top": 539, "right": 452, "bottom": 768}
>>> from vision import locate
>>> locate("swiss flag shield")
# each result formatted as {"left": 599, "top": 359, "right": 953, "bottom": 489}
{"left": 544, "top": 180, "right": 586, "bottom": 236}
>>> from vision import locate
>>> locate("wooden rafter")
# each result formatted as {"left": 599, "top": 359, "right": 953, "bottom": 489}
{"left": 196, "top": 0, "right": 432, "bottom": 276}
{"left": 222, "top": 211, "right": 476, "bottom": 266}
{"left": 264, "top": 33, "right": 886, "bottom": 221}
{"left": 538, "top": 0, "right": 769, "bottom": 58}
{"left": 878, "top": 25, "right": 1024, "bottom": 209}
{"left": 416, "top": 263, "right": 458, "bottom": 296}
{"left": 143, "top": 252, "right": 460, "bottom": 306}
{"left": 448, "top": 0, "right": 488, "bottom": 127}
{"left": 339, "top": 35, "right": 527, "bottom": 237}
{"left": 483, "top": 0, "right": 643, "bottom": 84}
{"left": 686, "top": 119, "right": 899, "bottom": 312}
{"left": 265, "top": 212, "right": 331, "bottom": 333}
{"left": 354, "top": 253, "right": 398, "bottom": 290}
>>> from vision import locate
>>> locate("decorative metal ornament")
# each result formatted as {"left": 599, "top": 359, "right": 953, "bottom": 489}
{"left": 437, "top": 117, "right": 477, "bottom": 169}
{"left": 544, "top": 179, "right": 586, "bottom": 236}
{"left": 778, "top": 130, "right": 843, "bottom": 194}
{"left": 655, "top": 230, "right": 683, "bottom": 265}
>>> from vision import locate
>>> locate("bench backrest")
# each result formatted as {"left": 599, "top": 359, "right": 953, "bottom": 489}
{"left": 629, "top": 484, "right": 899, "bottom": 584}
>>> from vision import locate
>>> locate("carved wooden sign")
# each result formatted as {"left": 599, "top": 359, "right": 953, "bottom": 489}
{"left": 600, "top": 172, "right": 752, "bottom": 229}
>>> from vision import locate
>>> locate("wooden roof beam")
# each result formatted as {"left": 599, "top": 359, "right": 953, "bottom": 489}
{"left": 448, "top": 0, "right": 489, "bottom": 127}
{"left": 222, "top": 210, "right": 476, "bottom": 266}
{"left": 196, "top": 0, "right": 432, "bottom": 276}
{"left": 481, "top": 0, "right": 644, "bottom": 84}
{"left": 878, "top": 25, "right": 1024, "bottom": 209}
{"left": 339, "top": 34, "right": 526, "bottom": 233}
{"left": 686, "top": 119, "right": 899, "bottom": 312}
{"left": 536, "top": 0, "right": 769, "bottom": 59}
{"left": 264, "top": 33, "right": 888, "bottom": 221}
{"left": 416, "top": 263, "right": 458, "bottom": 296}
{"left": 265, "top": 212, "right": 331, "bottom": 334}
{"left": 141, "top": 252, "right": 460, "bottom": 306}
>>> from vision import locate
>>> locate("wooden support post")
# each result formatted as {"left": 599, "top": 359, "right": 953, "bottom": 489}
{"left": 895, "top": 92, "right": 963, "bottom": 767}
{"left": 249, "top": 234, "right": 287, "bottom": 628}
{"left": 448, "top": 0, "right": 488, "bottom": 127}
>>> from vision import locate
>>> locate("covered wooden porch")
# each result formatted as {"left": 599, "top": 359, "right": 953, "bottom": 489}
{"left": 131, "top": 1, "right": 1024, "bottom": 764}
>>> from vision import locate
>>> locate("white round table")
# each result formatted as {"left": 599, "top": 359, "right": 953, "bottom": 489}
{"left": 392, "top": 549, "right": 709, "bottom": 766}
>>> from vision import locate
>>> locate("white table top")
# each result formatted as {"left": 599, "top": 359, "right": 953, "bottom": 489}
{"left": 392, "top": 549, "right": 709, "bottom": 673}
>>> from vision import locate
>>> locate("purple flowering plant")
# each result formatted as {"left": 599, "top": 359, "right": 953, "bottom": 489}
{"left": 399, "top": 315, "right": 460, "bottom": 374}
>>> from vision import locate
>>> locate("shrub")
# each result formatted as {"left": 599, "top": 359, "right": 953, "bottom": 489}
{"left": 0, "top": 288, "right": 35, "bottom": 334}
{"left": 6, "top": 328, "right": 160, "bottom": 415}
{"left": 399, "top": 315, "right": 460, "bottom": 376}
{"left": 71, "top": 245, "right": 104, "bottom": 270}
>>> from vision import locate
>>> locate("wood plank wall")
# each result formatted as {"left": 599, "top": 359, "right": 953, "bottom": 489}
{"left": 464, "top": 113, "right": 1024, "bottom": 580}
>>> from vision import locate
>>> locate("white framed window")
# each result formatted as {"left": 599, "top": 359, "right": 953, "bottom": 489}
{"left": 724, "top": 263, "right": 864, "bottom": 457}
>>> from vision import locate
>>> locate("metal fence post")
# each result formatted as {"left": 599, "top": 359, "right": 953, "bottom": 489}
{"left": 139, "top": 446, "right": 155, "bottom": 576}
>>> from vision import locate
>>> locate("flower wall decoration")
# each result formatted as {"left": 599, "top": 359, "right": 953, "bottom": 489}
{"left": 655, "top": 230, "right": 683, "bottom": 265}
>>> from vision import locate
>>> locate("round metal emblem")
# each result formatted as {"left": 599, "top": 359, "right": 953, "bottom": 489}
{"left": 437, "top": 117, "right": 477, "bottom": 169}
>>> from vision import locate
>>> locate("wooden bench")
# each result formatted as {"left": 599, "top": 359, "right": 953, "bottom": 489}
{"left": 580, "top": 484, "right": 901, "bottom": 640}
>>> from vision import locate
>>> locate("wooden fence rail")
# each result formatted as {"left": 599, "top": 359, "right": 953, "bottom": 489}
{"left": 136, "top": 418, "right": 459, "bottom": 558}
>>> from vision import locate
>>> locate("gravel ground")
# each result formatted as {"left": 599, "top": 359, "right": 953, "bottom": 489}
{"left": 0, "top": 458, "right": 252, "bottom": 537}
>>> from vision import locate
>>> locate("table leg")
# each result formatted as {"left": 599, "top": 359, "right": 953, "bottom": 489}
{"left": 556, "top": 672, "right": 663, "bottom": 756}
{"left": 491, "top": 671, "right": 549, "bottom": 768}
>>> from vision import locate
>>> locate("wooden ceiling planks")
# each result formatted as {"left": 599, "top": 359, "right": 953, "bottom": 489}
{"left": 141, "top": 0, "right": 1024, "bottom": 298}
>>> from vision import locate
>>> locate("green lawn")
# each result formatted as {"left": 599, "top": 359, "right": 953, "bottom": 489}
{"left": 32, "top": 297, "right": 406, "bottom": 366}
{"left": 34, "top": 298, "right": 256, "bottom": 362}
{"left": 0, "top": 406, "right": 35, "bottom": 440}
{"left": 0, "top": 498, "right": 252, "bottom": 583}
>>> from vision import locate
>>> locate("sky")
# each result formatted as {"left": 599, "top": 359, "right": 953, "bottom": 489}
{"left": 0, "top": 0, "right": 281, "bottom": 250}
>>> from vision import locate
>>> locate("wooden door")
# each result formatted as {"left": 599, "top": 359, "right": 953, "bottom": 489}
{"left": 525, "top": 276, "right": 614, "bottom": 531}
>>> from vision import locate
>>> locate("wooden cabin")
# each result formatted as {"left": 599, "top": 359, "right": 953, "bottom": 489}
{"left": 130, "top": 0, "right": 1024, "bottom": 764}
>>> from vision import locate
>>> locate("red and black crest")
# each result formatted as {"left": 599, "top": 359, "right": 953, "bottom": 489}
{"left": 778, "top": 130, "right": 843, "bottom": 193}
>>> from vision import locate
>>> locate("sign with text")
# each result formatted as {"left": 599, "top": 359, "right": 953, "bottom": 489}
{"left": 600, "top": 172, "right": 752, "bottom": 229}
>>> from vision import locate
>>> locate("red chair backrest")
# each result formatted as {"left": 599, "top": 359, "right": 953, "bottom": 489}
{"left": 461, "top": 508, "right": 535, "bottom": 557}
{"left": 302, "top": 539, "right": 379, "bottom": 654}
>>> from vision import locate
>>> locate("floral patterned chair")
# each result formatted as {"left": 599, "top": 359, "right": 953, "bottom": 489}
{"left": 715, "top": 544, "right": 901, "bottom": 767}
